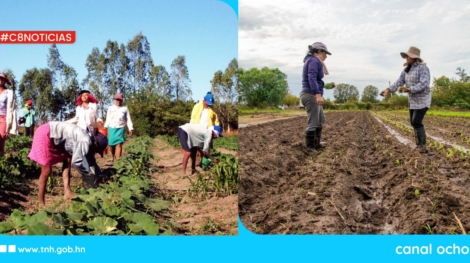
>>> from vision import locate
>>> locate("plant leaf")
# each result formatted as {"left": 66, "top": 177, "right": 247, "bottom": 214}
{"left": 0, "top": 222, "right": 14, "bottom": 233}
{"left": 146, "top": 199, "right": 170, "bottom": 212}
{"left": 26, "top": 223, "right": 63, "bottom": 235}
{"left": 86, "top": 217, "right": 118, "bottom": 234}
{"left": 27, "top": 211, "right": 48, "bottom": 225}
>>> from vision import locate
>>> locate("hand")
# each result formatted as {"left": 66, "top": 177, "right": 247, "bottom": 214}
{"left": 129, "top": 130, "right": 133, "bottom": 136}
{"left": 316, "top": 94, "right": 324, "bottom": 106}
{"left": 380, "top": 89, "right": 389, "bottom": 97}
{"left": 403, "top": 87, "right": 410, "bottom": 93}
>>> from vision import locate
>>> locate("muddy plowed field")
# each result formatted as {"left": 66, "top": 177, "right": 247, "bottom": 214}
{"left": 239, "top": 111, "right": 470, "bottom": 234}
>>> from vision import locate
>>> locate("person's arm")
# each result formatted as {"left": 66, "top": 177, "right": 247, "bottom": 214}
{"left": 125, "top": 107, "right": 133, "bottom": 134}
{"left": 307, "top": 59, "right": 321, "bottom": 95}
{"left": 409, "top": 65, "right": 430, "bottom": 94}
{"left": 104, "top": 107, "right": 112, "bottom": 128}
{"left": 381, "top": 71, "right": 406, "bottom": 96}
{"left": 70, "top": 141, "right": 91, "bottom": 176}
{"left": 65, "top": 107, "right": 80, "bottom": 124}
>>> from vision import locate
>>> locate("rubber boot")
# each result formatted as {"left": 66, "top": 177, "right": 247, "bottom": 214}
{"left": 413, "top": 128, "right": 419, "bottom": 146}
{"left": 316, "top": 127, "right": 327, "bottom": 149}
{"left": 305, "top": 130, "right": 319, "bottom": 155}
{"left": 416, "top": 127, "right": 427, "bottom": 153}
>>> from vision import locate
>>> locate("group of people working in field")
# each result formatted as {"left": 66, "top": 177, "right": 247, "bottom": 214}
{"left": 0, "top": 74, "right": 134, "bottom": 206}
{"left": 0, "top": 70, "right": 224, "bottom": 206}
{"left": 301, "top": 43, "right": 431, "bottom": 154}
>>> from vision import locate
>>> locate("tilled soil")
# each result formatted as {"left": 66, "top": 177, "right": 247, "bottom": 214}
{"left": 239, "top": 111, "right": 470, "bottom": 234}
{"left": 377, "top": 111, "right": 470, "bottom": 150}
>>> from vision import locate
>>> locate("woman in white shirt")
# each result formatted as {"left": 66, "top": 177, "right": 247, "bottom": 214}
{"left": 104, "top": 93, "right": 134, "bottom": 161}
{"left": 0, "top": 71, "right": 18, "bottom": 156}
{"left": 66, "top": 90, "right": 99, "bottom": 133}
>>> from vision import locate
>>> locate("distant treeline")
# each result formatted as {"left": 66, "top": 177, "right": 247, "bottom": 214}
{"left": 238, "top": 66, "right": 470, "bottom": 111}
{"left": 3, "top": 33, "right": 238, "bottom": 136}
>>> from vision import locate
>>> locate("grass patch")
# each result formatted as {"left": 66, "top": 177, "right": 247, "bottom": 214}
{"left": 213, "top": 136, "right": 238, "bottom": 151}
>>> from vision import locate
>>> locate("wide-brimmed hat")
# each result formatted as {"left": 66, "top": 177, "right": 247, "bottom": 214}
{"left": 0, "top": 71, "right": 12, "bottom": 85}
{"left": 114, "top": 93, "right": 123, "bottom": 101}
{"left": 310, "top": 42, "right": 332, "bottom": 55}
{"left": 400, "top": 46, "right": 423, "bottom": 62}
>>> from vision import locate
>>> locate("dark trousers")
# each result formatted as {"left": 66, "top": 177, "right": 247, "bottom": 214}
{"left": 25, "top": 125, "right": 35, "bottom": 137}
{"left": 409, "top": 108, "right": 428, "bottom": 129}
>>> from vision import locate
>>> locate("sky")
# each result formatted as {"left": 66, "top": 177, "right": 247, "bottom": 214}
{"left": 2, "top": 0, "right": 238, "bottom": 110}
{"left": 239, "top": 0, "right": 470, "bottom": 101}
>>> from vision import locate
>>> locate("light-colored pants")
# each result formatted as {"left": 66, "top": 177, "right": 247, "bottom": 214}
{"left": 300, "top": 92, "right": 325, "bottom": 132}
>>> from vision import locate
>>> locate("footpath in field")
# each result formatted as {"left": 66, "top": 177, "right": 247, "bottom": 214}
{"left": 0, "top": 135, "right": 238, "bottom": 235}
{"left": 149, "top": 136, "right": 238, "bottom": 234}
{"left": 239, "top": 111, "right": 470, "bottom": 234}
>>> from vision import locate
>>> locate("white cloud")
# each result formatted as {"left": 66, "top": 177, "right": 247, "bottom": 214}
{"left": 240, "top": 0, "right": 470, "bottom": 100}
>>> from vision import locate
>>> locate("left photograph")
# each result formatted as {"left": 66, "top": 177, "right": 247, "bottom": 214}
{"left": 0, "top": 0, "right": 238, "bottom": 235}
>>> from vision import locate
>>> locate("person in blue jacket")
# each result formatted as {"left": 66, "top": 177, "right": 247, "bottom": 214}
{"left": 299, "top": 42, "right": 332, "bottom": 155}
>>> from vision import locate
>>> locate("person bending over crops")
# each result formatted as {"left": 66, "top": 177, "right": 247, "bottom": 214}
{"left": 104, "top": 93, "right": 134, "bottom": 161}
{"left": 177, "top": 123, "right": 222, "bottom": 175}
{"left": 28, "top": 122, "right": 108, "bottom": 206}
{"left": 66, "top": 90, "right": 99, "bottom": 133}
{"left": 190, "top": 91, "right": 220, "bottom": 164}
{"left": 300, "top": 42, "right": 333, "bottom": 155}
{"left": 0, "top": 71, "right": 18, "bottom": 157}
{"left": 380, "top": 46, "right": 431, "bottom": 153}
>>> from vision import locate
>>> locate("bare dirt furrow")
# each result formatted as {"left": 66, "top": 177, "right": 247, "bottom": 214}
{"left": 239, "top": 111, "right": 470, "bottom": 234}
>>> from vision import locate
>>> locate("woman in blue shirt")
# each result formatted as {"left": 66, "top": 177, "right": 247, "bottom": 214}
{"left": 300, "top": 42, "right": 331, "bottom": 155}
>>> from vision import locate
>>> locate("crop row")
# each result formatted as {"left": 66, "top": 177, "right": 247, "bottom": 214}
{"left": 0, "top": 136, "right": 177, "bottom": 235}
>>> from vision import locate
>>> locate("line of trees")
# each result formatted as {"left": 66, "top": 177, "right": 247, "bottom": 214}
{"left": 4, "top": 32, "right": 238, "bottom": 135}
{"left": 238, "top": 65, "right": 470, "bottom": 111}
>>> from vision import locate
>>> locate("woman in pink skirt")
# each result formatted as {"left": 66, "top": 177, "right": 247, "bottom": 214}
{"left": 28, "top": 121, "right": 108, "bottom": 206}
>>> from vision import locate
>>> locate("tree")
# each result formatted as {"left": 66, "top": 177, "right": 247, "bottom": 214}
{"left": 18, "top": 68, "right": 62, "bottom": 123}
{"left": 83, "top": 47, "right": 109, "bottom": 117}
{"left": 361, "top": 85, "right": 379, "bottom": 103}
{"left": 47, "top": 44, "right": 65, "bottom": 88}
{"left": 211, "top": 58, "right": 238, "bottom": 104}
{"left": 238, "top": 67, "right": 288, "bottom": 108}
{"left": 47, "top": 44, "right": 81, "bottom": 120}
{"left": 456, "top": 67, "right": 470, "bottom": 83}
{"left": 282, "top": 93, "right": 299, "bottom": 107}
{"left": 2, "top": 69, "right": 17, "bottom": 93}
{"left": 333, "top": 83, "right": 359, "bottom": 103}
{"left": 60, "top": 65, "right": 81, "bottom": 119}
{"left": 103, "top": 40, "right": 125, "bottom": 102}
{"left": 211, "top": 58, "right": 238, "bottom": 131}
{"left": 170, "top": 55, "right": 192, "bottom": 101}
{"left": 148, "top": 65, "right": 171, "bottom": 97}
{"left": 126, "top": 33, "right": 153, "bottom": 94}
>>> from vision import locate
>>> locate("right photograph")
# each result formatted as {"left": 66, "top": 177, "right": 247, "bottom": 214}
{"left": 238, "top": 0, "right": 470, "bottom": 234}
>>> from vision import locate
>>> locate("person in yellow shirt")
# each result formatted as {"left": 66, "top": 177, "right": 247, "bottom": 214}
{"left": 190, "top": 92, "right": 220, "bottom": 128}
{"left": 190, "top": 92, "right": 220, "bottom": 167}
